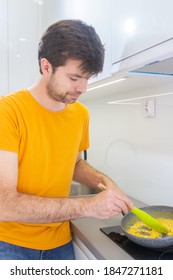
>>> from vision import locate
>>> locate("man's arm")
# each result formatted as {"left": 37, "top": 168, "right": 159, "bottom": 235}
{"left": 73, "top": 152, "right": 133, "bottom": 211}
{"left": 0, "top": 150, "right": 91, "bottom": 223}
{"left": 0, "top": 150, "right": 133, "bottom": 224}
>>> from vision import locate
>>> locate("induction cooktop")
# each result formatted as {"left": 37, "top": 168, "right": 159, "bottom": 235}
{"left": 100, "top": 225, "right": 173, "bottom": 260}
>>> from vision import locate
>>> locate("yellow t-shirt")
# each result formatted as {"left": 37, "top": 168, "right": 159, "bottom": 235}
{"left": 0, "top": 90, "right": 89, "bottom": 250}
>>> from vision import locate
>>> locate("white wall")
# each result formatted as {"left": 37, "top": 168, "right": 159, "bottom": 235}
{"left": 81, "top": 79, "right": 173, "bottom": 206}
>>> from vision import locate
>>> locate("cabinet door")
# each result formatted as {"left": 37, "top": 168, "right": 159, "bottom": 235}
{"left": 111, "top": 0, "right": 173, "bottom": 64}
{"left": 0, "top": 0, "right": 8, "bottom": 95}
{"left": 72, "top": 236, "right": 97, "bottom": 260}
{"left": 73, "top": 241, "right": 89, "bottom": 260}
{"left": 8, "top": 0, "right": 43, "bottom": 92}
{"left": 43, "top": 0, "right": 112, "bottom": 83}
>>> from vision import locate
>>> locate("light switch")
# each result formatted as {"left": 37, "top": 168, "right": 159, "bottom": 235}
{"left": 144, "top": 98, "right": 156, "bottom": 118}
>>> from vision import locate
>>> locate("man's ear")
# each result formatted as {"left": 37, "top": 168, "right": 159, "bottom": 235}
{"left": 40, "top": 58, "right": 52, "bottom": 75}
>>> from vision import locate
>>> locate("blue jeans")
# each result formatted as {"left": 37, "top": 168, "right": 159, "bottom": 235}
{"left": 0, "top": 241, "right": 75, "bottom": 260}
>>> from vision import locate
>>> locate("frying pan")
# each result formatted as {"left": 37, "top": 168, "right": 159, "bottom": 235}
{"left": 121, "top": 205, "right": 173, "bottom": 250}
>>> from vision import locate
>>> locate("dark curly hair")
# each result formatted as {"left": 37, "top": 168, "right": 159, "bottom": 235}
{"left": 38, "top": 19, "right": 105, "bottom": 75}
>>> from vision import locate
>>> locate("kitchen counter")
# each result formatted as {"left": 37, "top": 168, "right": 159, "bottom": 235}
{"left": 71, "top": 197, "right": 146, "bottom": 260}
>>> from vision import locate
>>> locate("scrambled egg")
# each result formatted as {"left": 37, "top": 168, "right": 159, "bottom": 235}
{"left": 128, "top": 218, "right": 173, "bottom": 238}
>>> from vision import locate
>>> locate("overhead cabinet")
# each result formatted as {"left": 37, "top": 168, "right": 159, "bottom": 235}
{"left": 43, "top": 0, "right": 112, "bottom": 83}
{"left": 0, "top": 0, "right": 8, "bottom": 94}
{"left": 111, "top": 0, "right": 173, "bottom": 65}
{"left": 1, "top": 0, "right": 173, "bottom": 94}
{"left": 45, "top": 0, "right": 173, "bottom": 83}
{"left": 8, "top": 0, "right": 44, "bottom": 93}
{"left": 0, "top": 0, "right": 44, "bottom": 95}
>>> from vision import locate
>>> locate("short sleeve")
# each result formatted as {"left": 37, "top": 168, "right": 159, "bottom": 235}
{"left": 78, "top": 106, "right": 90, "bottom": 152}
{"left": 0, "top": 98, "right": 20, "bottom": 152}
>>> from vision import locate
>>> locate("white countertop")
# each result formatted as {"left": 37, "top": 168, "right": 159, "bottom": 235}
{"left": 70, "top": 197, "right": 146, "bottom": 260}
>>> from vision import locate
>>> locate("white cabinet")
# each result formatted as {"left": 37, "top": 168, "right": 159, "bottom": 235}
{"left": 43, "top": 0, "right": 112, "bottom": 83}
{"left": 0, "top": 0, "right": 8, "bottom": 95}
{"left": 44, "top": 0, "right": 173, "bottom": 83}
{"left": 7, "top": 0, "right": 44, "bottom": 93}
{"left": 0, "top": 0, "right": 44, "bottom": 95}
{"left": 73, "top": 241, "right": 89, "bottom": 260}
{"left": 2, "top": 0, "right": 172, "bottom": 94}
{"left": 111, "top": 0, "right": 173, "bottom": 64}
{"left": 73, "top": 236, "right": 97, "bottom": 260}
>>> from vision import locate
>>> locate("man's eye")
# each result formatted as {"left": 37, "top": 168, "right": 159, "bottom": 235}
{"left": 70, "top": 77, "right": 78, "bottom": 81}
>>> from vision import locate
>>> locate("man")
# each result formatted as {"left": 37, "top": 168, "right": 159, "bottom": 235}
{"left": 0, "top": 19, "right": 133, "bottom": 260}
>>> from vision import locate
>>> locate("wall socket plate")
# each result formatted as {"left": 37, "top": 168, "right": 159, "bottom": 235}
{"left": 144, "top": 98, "right": 156, "bottom": 118}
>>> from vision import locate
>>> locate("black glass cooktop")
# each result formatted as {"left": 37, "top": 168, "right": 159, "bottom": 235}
{"left": 100, "top": 225, "right": 173, "bottom": 260}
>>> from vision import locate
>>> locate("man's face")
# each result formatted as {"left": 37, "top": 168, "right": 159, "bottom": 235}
{"left": 46, "top": 60, "right": 91, "bottom": 104}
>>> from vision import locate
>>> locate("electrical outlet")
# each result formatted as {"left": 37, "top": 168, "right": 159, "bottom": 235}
{"left": 144, "top": 98, "right": 156, "bottom": 118}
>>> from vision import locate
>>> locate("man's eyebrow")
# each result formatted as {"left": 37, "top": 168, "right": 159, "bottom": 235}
{"left": 68, "top": 73, "right": 91, "bottom": 80}
{"left": 68, "top": 74, "right": 82, "bottom": 78}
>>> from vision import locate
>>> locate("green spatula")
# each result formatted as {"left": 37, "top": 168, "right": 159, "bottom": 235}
{"left": 97, "top": 183, "right": 168, "bottom": 234}
{"left": 131, "top": 207, "right": 168, "bottom": 234}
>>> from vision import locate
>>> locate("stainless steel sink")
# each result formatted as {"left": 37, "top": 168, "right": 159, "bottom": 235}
{"left": 70, "top": 182, "right": 100, "bottom": 197}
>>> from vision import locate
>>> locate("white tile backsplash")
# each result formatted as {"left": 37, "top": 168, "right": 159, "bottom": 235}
{"left": 82, "top": 87, "right": 173, "bottom": 206}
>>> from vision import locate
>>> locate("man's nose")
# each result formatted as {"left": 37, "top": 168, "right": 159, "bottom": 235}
{"left": 76, "top": 80, "right": 88, "bottom": 93}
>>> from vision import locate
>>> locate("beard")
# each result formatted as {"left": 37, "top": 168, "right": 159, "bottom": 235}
{"left": 46, "top": 75, "right": 80, "bottom": 104}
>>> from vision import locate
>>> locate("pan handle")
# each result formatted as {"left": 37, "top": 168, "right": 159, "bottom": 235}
{"left": 97, "top": 182, "right": 107, "bottom": 190}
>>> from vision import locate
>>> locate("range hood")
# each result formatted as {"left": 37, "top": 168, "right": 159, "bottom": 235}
{"left": 130, "top": 56, "right": 173, "bottom": 76}
{"left": 112, "top": 38, "right": 173, "bottom": 77}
